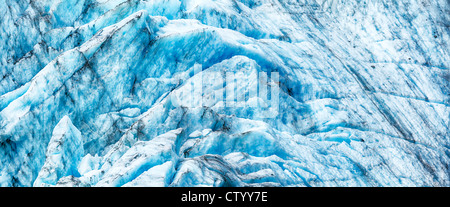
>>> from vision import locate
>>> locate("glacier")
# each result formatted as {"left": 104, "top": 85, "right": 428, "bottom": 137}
{"left": 0, "top": 0, "right": 449, "bottom": 187}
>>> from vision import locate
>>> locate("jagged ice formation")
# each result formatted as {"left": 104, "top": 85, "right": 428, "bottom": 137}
{"left": 0, "top": 0, "right": 449, "bottom": 186}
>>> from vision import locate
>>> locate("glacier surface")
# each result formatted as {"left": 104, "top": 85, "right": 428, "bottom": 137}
{"left": 0, "top": 0, "right": 449, "bottom": 187}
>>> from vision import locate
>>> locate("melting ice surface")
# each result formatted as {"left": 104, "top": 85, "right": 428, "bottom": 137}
{"left": 0, "top": 0, "right": 449, "bottom": 186}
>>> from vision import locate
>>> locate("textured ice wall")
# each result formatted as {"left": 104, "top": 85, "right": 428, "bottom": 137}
{"left": 0, "top": 0, "right": 449, "bottom": 186}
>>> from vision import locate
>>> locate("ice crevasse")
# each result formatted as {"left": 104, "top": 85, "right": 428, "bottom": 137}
{"left": 0, "top": 0, "right": 449, "bottom": 186}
